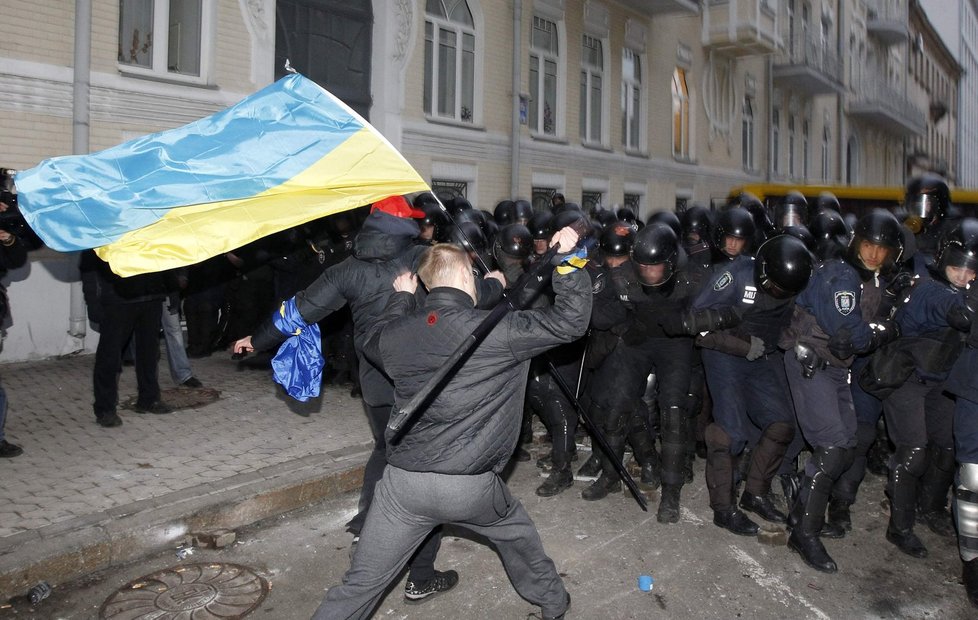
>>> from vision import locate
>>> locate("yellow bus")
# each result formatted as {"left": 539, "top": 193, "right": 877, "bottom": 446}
{"left": 724, "top": 183, "right": 978, "bottom": 218}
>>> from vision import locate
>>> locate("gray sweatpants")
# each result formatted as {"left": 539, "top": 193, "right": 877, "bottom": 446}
{"left": 312, "top": 465, "right": 568, "bottom": 620}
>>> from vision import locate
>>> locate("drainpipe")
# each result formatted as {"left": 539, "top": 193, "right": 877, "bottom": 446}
{"left": 68, "top": 0, "right": 91, "bottom": 342}
{"left": 511, "top": 0, "right": 522, "bottom": 198}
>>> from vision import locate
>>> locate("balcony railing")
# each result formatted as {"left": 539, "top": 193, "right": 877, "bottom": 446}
{"left": 616, "top": 0, "right": 699, "bottom": 15}
{"left": 702, "top": 0, "right": 781, "bottom": 57}
{"left": 866, "top": 0, "right": 908, "bottom": 46}
{"left": 848, "top": 76, "right": 926, "bottom": 136}
{"left": 773, "top": 34, "right": 844, "bottom": 95}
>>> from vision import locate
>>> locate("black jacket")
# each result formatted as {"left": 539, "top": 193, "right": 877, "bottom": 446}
{"left": 364, "top": 266, "right": 592, "bottom": 475}
{"left": 252, "top": 211, "right": 503, "bottom": 406}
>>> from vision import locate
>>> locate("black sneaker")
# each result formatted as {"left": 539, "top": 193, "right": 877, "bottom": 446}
{"left": 181, "top": 377, "right": 203, "bottom": 388}
{"left": 133, "top": 400, "right": 172, "bottom": 414}
{"left": 404, "top": 569, "right": 459, "bottom": 604}
{"left": 96, "top": 413, "right": 123, "bottom": 427}
{"left": 0, "top": 440, "right": 23, "bottom": 458}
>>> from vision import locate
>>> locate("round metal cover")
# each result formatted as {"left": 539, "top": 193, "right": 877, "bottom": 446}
{"left": 99, "top": 563, "right": 268, "bottom": 619}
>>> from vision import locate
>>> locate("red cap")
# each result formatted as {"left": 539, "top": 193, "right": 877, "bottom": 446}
{"left": 371, "top": 195, "right": 426, "bottom": 219}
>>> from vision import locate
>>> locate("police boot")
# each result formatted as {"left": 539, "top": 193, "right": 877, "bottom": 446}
{"left": 821, "top": 497, "right": 851, "bottom": 539}
{"left": 779, "top": 471, "right": 802, "bottom": 510}
{"left": 627, "top": 416, "right": 661, "bottom": 491}
{"left": 536, "top": 467, "right": 573, "bottom": 497}
{"left": 657, "top": 485, "right": 682, "bottom": 524}
{"left": 582, "top": 432, "right": 625, "bottom": 501}
{"left": 917, "top": 447, "right": 955, "bottom": 538}
{"left": 786, "top": 447, "right": 850, "bottom": 573}
{"left": 705, "top": 424, "right": 758, "bottom": 536}
{"left": 739, "top": 422, "right": 793, "bottom": 524}
{"left": 577, "top": 453, "right": 602, "bottom": 478}
{"left": 885, "top": 446, "right": 928, "bottom": 558}
{"left": 965, "top": 559, "right": 978, "bottom": 609}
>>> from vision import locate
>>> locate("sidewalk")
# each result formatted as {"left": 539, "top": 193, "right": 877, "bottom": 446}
{"left": 0, "top": 349, "right": 372, "bottom": 600}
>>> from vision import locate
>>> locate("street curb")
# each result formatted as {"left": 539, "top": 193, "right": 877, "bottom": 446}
{"left": 0, "top": 442, "right": 371, "bottom": 600}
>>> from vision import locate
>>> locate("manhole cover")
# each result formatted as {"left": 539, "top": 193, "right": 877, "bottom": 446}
{"left": 122, "top": 387, "right": 221, "bottom": 412}
{"left": 99, "top": 563, "right": 267, "bottom": 619}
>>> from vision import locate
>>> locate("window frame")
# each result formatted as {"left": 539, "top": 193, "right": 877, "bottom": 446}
{"left": 579, "top": 33, "right": 607, "bottom": 146}
{"left": 529, "top": 14, "right": 564, "bottom": 138}
{"left": 621, "top": 48, "right": 644, "bottom": 153}
{"left": 117, "top": 0, "right": 215, "bottom": 85}
{"left": 424, "top": 0, "right": 482, "bottom": 126}
{"left": 742, "top": 96, "right": 755, "bottom": 172}
{"left": 672, "top": 67, "right": 691, "bottom": 160}
{"left": 772, "top": 107, "right": 781, "bottom": 176}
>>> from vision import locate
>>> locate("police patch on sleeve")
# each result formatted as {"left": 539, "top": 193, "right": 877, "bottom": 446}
{"left": 834, "top": 291, "right": 856, "bottom": 316}
{"left": 714, "top": 271, "right": 734, "bottom": 291}
{"left": 592, "top": 273, "right": 606, "bottom": 294}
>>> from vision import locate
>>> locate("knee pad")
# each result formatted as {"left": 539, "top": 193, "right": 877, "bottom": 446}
{"left": 705, "top": 423, "right": 731, "bottom": 451}
{"left": 811, "top": 446, "right": 850, "bottom": 480}
{"left": 761, "top": 421, "right": 794, "bottom": 446}
{"left": 660, "top": 406, "right": 686, "bottom": 441}
{"left": 892, "top": 445, "right": 928, "bottom": 478}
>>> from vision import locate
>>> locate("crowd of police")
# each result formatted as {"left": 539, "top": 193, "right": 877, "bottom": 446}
{"left": 397, "top": 175, "right": 978, "bottom": 610}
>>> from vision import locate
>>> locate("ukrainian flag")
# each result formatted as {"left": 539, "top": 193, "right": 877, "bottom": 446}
{"left": 15, "top": 74, "right": 429, "bottom": 276}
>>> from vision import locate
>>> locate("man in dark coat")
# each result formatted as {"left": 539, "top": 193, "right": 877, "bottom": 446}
{"left": 312, "top": 228, "right": 589, "bottom": 620}
{"left": 0, "top": 199, "right": 27, "bottom": 456}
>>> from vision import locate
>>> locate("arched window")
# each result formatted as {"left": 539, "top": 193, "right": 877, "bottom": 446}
{"left": 530, "top": 14, "right": 560, "bottom": 135}
{"left": 622, "top": 49, "right": 642, "bottom": 150}
{"left": 672, "top": 68, "right": 690, "bottom": 158}
{"left": 424, "top": 0, "right": 476, "bottom": 123}
{"left": 580, "top": 34, "right": 604, "bottom": 143}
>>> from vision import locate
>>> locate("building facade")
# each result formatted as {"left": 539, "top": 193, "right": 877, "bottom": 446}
{"left": 0, "top": 0, "right": 956, "bottom": 361}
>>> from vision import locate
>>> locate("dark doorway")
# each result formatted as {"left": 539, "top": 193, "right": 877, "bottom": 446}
{"left": 275, "top": 0, "right": 373, "bottom": 119}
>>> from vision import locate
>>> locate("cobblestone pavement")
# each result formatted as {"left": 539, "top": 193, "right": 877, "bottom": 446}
{"left": 0, "top": 350, "right": 370, "bottom": 539}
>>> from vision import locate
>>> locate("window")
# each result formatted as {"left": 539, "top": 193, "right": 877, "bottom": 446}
{"left": 624, "top": 193, "right": 642, "bottom": 214}
{"left": 532, "top": 187, "right": 557, "bottom": 213}
{"left": 742, "top": 97, "right": 755, "bottom": 171}
{"left": 672, "top": 68, "right": 690, "bottom": 159}
{"left": 622, "top": 49, "right": 642, "bottom": 151}
{"left": 431, "top": 179, "right": 468, "bottom": 203}
{"left": 118, "top": 0, "right": 209, "bottom": 80}
{"left": 424, "top": 0, "right": 476, "bottom": 123}
{"left": 772, "top": 108, "right": 781, "bottom": 175}
{"left": 580, "top": 34, "right": 603, "bottom": 143}
{"left": 582, "top": 190, "right": 603, "bottom": 215}
{"left": 788, "top": 115, "right": 796, "bottom": 177}
{"left": 530, "top": 16, "right": 560, "bottom": 136}
{"left": 802, "top": 119, "right": 810, "bottom": 179}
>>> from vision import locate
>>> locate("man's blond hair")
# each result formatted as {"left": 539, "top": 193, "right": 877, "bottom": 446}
{"left": 417, "top": 243, "right": 471, "bottom": 289}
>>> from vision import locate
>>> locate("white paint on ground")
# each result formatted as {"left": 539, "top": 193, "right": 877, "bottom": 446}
{"left": 679, "top": 507, "right": 705, "bottom": 525}
{"left": 728, "top": 545, "right": 830, "bottom": 620}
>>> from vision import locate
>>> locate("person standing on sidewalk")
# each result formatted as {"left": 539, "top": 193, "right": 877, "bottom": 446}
{"left": 0, "top": 197, "right": 27, "bottom": 457}
{"left": 312, "top": 229, "right": 588, "bottom": 620}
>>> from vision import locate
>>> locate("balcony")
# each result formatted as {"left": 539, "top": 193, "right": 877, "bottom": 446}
{"left": 773, "top": 35, "right": 844, "bottom": 96}
{"left": 616, "top": 0, "right": 699, "bottom": 15}
{"left": 866, "top": 0, "right": 908, "bottom": 46}
{"left": 702, "top": 0, "right": 781, "bottom": 57}
{"left": 848, "top": 78, "right": 926, "bottom": 136}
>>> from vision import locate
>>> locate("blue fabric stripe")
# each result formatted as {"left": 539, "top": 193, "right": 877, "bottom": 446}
{"left": 16, "top": 74, "right": 363, "bottom": 251}
{"left": 271, "top": 298, "right": 324, "bottom": 402}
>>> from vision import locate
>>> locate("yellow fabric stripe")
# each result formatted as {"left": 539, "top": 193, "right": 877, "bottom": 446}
{"left": 96, "top": 127, "right": 429, "bottom": 277}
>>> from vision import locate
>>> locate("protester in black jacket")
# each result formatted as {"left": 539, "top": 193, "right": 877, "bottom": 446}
{"left": 312, "top": 227, "right": 589, "bottom": 620}
{"left": 0, "top": 204, "right": 27, "bottom": 457}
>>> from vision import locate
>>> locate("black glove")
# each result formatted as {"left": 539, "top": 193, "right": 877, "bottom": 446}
{"left": 679, "top": 306, "right": 741, "bottom": 335}
{"left": 827, "top": 327, "right": 854, "bottom": 359}
{"left": 864, "top": 319, "right": 901, "bottom": 354}
{"left": 746, "top": 336, "right": 765, "bottom": 361}
{"left": 882, "top": 270, "right": 914, "bottom": 305}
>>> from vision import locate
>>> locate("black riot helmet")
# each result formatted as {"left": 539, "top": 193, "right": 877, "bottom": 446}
{"left": 415, "top": 201, "right": 450, "bottom": 242}
{"left": 679, "top": 205, "right": 712, "bottom": 242}
{"left": 528, "top": 211, "right": 553, "bottom": 240}
{"left": 847, "top": 209, "right": 904, "bottom": 275}
{"left": 936, "top": 218, "right": 978, "bottom": 277}
{"left": 775, "top": 191, "right": 809, "bottom": 229}
{"left": 754, "top": 235, "right": 814, "bottom": 299}
{"left": 599, "top": 223, "right": 635, "bottom": 257}
{"left": 631, "top": 223, "right": 680, "bottom": 286}
{"left": 808, "top": 209, "right": 851, "bottom": 261}
{"left": 647, "top": 211, "right": 683, "bottom": 240}
{"left": 815, "top": 191, "right": 841, "bottom": 214}
{"left": 780, "top": 225, "right": 815, "bottom": 253}
{"left": 713, "top": 207, "right": 756, "bottom": 258}
{"left": 550, "top": 208, "right": 590, "bottom": 237}
{"left": 904, "top": 173, "right": 951, "bottom": 234}
{"left": 617, "top": 207, "right": 637, "bottom": 224}
{"left": 449, "top": 220, "right": 488, "bottom": 260}
{"left": 447, "top": 197, "right": 474, "bottom": 218}
{"left": 593, "top": 208, "right": 618, "bottom": 229}
{"left": 493, "top": 223, "right": 533, "bottom": 261}
{"left": 493, "top": 200, "right": 517, "bottom": 226}
{"left": 513, "top": 200, "right": 534, "bottom": 225}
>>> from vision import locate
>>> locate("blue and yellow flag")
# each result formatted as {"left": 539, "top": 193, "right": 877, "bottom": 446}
{"left": 15, "top": 74, "right": 430, "bottom": 276}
